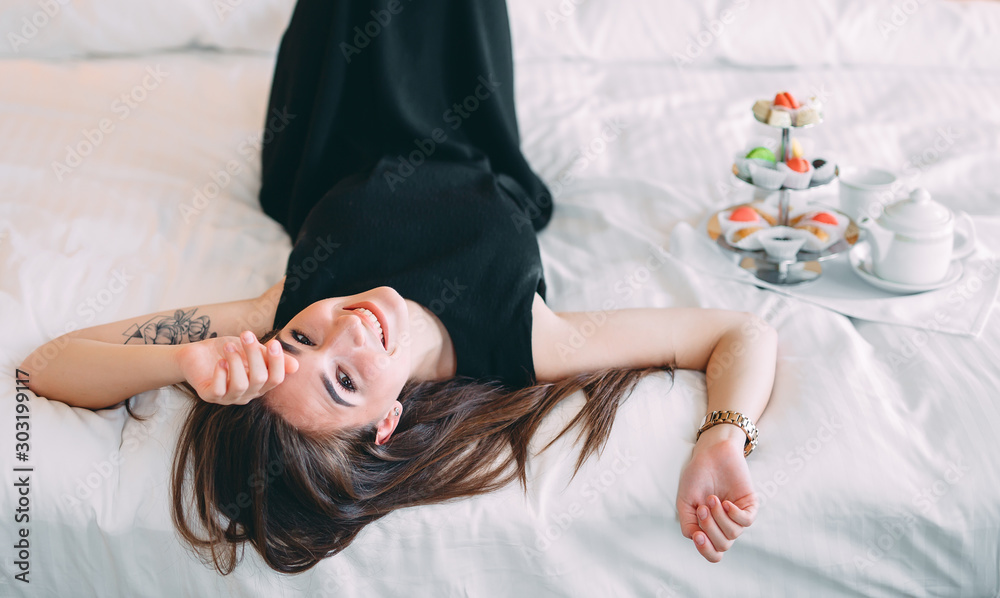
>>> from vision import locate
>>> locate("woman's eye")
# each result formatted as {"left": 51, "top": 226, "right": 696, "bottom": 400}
{"left": 291, "top": 330, "right": 314, "bottom": 346}
{"left": 337, "top": 370, "right": 356, "bottom": 393}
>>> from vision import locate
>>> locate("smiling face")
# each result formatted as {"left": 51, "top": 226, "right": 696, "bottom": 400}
{"left": 264, "top": 286, "right": 411, "bottom": 442}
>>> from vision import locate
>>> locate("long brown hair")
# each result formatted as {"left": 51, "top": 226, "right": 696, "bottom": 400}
{"left": 132, "top": 331, "right": 670, "bottom": 575}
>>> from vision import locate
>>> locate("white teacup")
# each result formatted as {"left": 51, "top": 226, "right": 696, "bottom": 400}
{"left": 839, "top": 167, "right": 898, "bottom": 221}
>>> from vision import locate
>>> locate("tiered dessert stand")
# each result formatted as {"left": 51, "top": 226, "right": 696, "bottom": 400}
{"left": 706, "top": 105, "right": 860, "bottom": 285}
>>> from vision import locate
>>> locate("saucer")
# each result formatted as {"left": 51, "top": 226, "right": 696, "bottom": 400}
{"left": 849, "top": 240, "right": 963, "bottom": 294}
{"left": 951, "top": 213, "right": 977, "bottom": 261}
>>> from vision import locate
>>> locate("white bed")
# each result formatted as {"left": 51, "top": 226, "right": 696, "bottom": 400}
{"left": 2, "top": 0, "right": 1000, "bottom": 596}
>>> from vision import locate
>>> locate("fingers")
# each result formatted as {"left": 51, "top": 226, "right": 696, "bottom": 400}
{"left": 677, "top": 503, "right": 701, "bottom": 540}
{"left": 708, "top": 495, "right": 744, "bottom": 542}
{"left": 284, "top": 352, "right": 299, "bottom": 374}
{"left": 210, "top": 358, "right": 228, "bottom": 401}
{"left": 723, "top": 498, "right": 756, "bottom": 528}
{"left": 692, "top": 530, "right": 723, "bottom": 563}
{"left": 197, "top": 332, "right": 296, "bottom": 405}
{"left": 229, "top": 332, "right": 295, "bottom": 404}
{"left": 260, "top": 338, "right": 288, "bottom": 394}
{"left": 223, "top": 341, "right": 250, "bottom": 403}
{"left": 696, "top": 501, "right": 733, "bottom": 555}
{"left": 242, "top": 331, "right": 270, "bottom": 399}
{"left": 691, "top": 495, "right": 756, "bottom": 563}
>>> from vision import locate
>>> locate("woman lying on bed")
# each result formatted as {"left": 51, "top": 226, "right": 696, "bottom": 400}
{"left": 19, "top": 0, "right": 776, "bottom": 575}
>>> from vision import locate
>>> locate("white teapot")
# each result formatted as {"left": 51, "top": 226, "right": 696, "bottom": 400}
{"left": 859, "top": 188, "right": 954, "bottom": 285}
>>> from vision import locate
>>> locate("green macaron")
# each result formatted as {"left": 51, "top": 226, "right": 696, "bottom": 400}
{"left": 745, "top": 147, "right": 776, "bottom": 164}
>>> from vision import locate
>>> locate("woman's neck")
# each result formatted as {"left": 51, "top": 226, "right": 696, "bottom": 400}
{"left": 404, "top": 299, "right": 456, "bottom": 381}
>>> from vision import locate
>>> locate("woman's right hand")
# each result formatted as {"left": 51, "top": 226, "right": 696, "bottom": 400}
{"left": 176, "top": 330, "right": 299, "bottom": 405}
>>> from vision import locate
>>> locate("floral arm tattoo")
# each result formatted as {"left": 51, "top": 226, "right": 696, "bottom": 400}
{"left": 122, "top": 309, "right": 217, "bottom": 345}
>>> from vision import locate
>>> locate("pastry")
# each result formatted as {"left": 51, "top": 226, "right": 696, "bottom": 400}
{"left": 791, "top": 138, "right": 804, "bottom": 159}
{"left": 748, "top": 161, "right": 787, "bottom": 190}
{"left": 729, "top": 206, "right": 761, "bottom": 222}
{"left": 778, "top": 161, "right": 813, "bottom": 189}
{"left": 745, "top": 147, "right": 776, "bottom": 164}
{"left": 795, "top": 107, "right": 820, "bottom": 126}
{"left": 773, "top": 92, "right": 800, "bottom": 110}
{"left": 811, "top": 158, "right": 836, "bottom": 183}
{"left": 731, "top": 226, "right": 763, "bottom": 243}
{"left": 752, "top": 206, "right": 777, "bottom": 226}
{"left": 752, "top": 99, "right": 771, "bottom": 122}
{"left": 786, "top": 157, "right": 810, "bottom": 173}
{"left": 807, "top": 95, "right": 824, "bottom": 116}
{"left": 795, "top": 224, "right": 829, "bottom": 243}
{"left": 809, "top": 211, "right": 839, "bottom": 225}
{"left": 767, "top": 109, "right": 792, "bottom": 127}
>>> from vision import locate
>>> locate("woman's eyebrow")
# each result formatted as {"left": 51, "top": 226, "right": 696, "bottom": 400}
{"left": 277, "top": 337, "right": 300, "bottom": 355}
{"left": 321, "top": 373, "right": 355, "bottom": 407}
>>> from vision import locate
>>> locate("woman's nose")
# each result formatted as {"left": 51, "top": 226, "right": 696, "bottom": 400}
{"left": 334, "top": 311, "right": 368, "bottom": 348}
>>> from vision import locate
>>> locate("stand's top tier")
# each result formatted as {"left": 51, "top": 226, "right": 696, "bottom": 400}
{"left": 752, "top": 91, "right": 823, "bottom": 129}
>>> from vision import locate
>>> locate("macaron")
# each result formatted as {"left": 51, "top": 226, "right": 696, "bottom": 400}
{"left": 786, "top": 157, "right": 810, "bottom": 173}
{"left": 810, "top": 211, "right": 838, "bottom": 225}
{"left": 729, "top": 206, "right": 760, "bottom": 222}
{"left": 745, "top": 147, "right": 776, "bottom": 164}
{"left": 773, "top": 92, "right": 800, "bottom": 110}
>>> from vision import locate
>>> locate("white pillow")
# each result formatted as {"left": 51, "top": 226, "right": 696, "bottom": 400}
{"left": 0, "top": 0, "right": 296, "bottom": 58}
{"left": 507, "top": 0, "right": 728, "bottom": 66}
{"left": 507, "top": 0, "right": 1000, "bottom": 69}
{"left": 716, "top": 0, "right": 1000, "bottom": 70}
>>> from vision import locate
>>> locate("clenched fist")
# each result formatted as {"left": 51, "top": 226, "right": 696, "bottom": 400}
{"left": 176, "top": 330, "right": 298, "bottom": 405}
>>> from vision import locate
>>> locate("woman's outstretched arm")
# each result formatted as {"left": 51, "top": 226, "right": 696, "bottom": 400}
{"left": 530, "top": 294, "right": 777, "bottom": 563}
{"left": 19, "top": 280, "right": 291, "bottom": 408}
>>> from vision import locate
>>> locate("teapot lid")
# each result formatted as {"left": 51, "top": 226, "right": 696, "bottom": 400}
{"left": 880, "top": 188, "right": 953, "bottom": 236}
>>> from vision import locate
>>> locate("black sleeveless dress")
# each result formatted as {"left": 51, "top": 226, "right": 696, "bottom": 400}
{"left": 259, "top": 0, "right": 553, "bottom": 389}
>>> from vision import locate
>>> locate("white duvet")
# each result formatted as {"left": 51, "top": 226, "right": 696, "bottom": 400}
{"left": 2, "top": 1, "right": 1000, "bottom": 596}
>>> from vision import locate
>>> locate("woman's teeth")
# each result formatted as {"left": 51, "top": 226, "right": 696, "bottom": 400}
{"left": 353, "top": 307, "right": 384, "bottom": 347}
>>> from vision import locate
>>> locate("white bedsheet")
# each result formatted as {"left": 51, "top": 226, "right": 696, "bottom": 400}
{"left": 2, "top": 34, "right": 1000, "bottom": 598}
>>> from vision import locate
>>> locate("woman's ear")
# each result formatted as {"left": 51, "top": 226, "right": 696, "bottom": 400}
{"left": 374, "top": 400, "right": 403, "bottom": 445}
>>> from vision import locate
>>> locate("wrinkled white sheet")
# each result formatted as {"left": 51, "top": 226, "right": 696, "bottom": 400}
{"left": 2, "top": 30, "right": 1000, "bottom": 598}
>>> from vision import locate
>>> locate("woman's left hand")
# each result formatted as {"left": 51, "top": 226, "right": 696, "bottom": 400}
{"left": 177, "top": 331, "right": 298, "bottom": 405}
{"left": 676, "top": 424, "right": 759, "bottom": 563}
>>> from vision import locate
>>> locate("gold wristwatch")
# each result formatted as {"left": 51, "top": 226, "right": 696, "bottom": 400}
{"left": 697, "top": 410, "right": 759, "bottom": 457}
